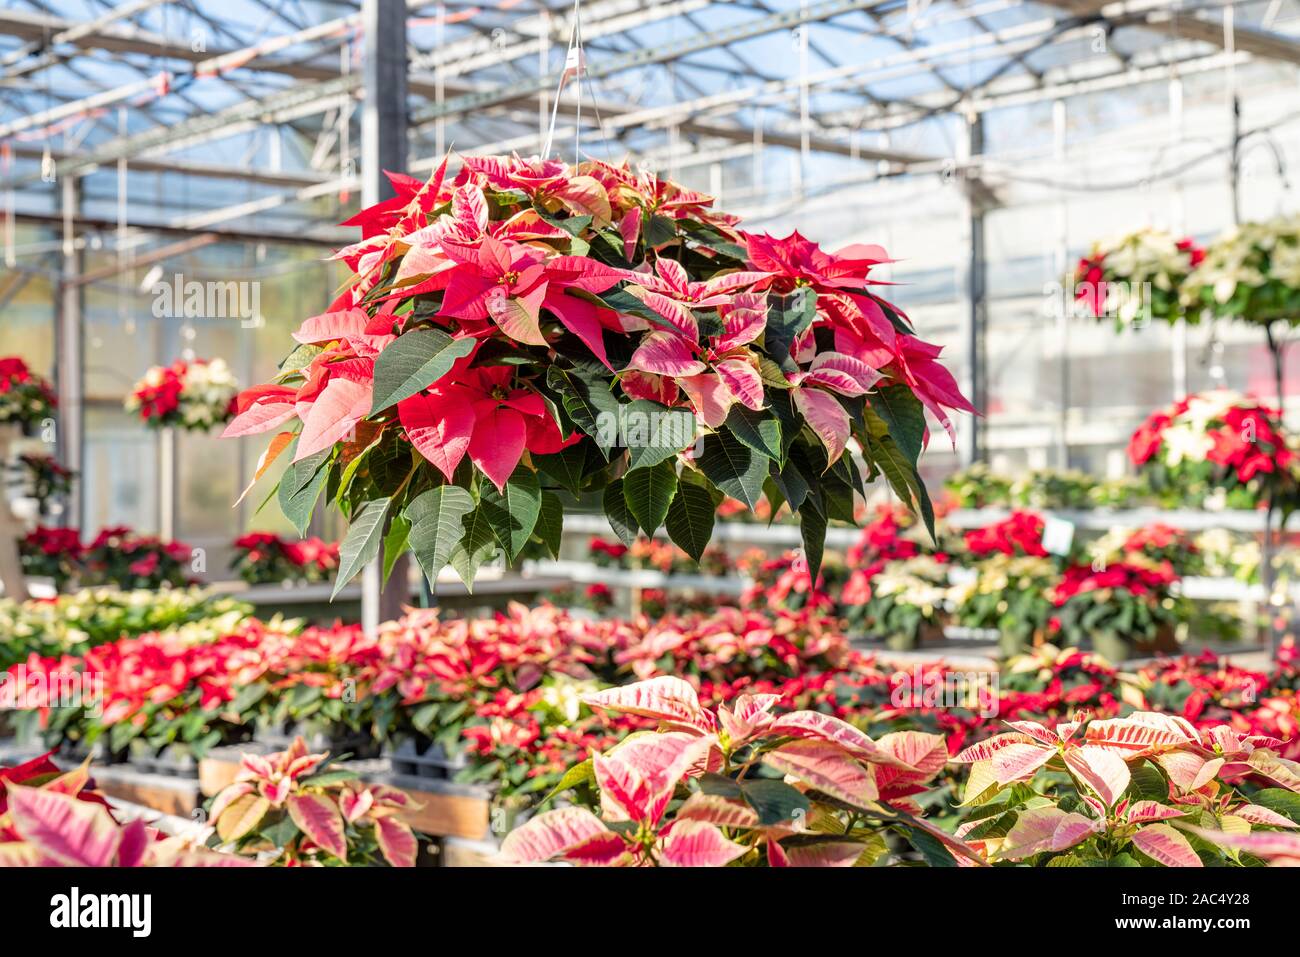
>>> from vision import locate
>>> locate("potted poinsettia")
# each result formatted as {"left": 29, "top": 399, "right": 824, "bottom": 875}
{"left": 950, "top": 553, "right": 1059, "bottom": 656}
{"left": 1182, "top": 213, "right": 1300, "bottom": 328}
{"left": 845, "top": 554, "right": 953, "bottom": 649}
{"left": 13, "top": 453, "right": 74, "bottom": 519}
{"left": 230, "top": 531, "right": 340, "bottom": 585}
{"left": 223, "top": 154, "right": 970, "bottom": 595}
{"left": 207, "top": 737, "right": 420, "bottom": 866}
{"left": 1, "top": 751, "right": 244, "bottom": 867}
{"left": 80, "top": 526, "right": 195, "bottom": 588}
{"left": 0, "top": 357, "right": 57, "bottom": 603}
{"left": 1073, "top": 227, "right": 1204, "bottom": 329}
{"left": 1048, "top": 556, "right": 1187, "bottom": 660}
{"left": 17, "top": 524, "right": 82, "bottom": 588}
{"left": 1128, "top": 389, "right": 1299, "bottom": 513}
{"left": 126, "top": 357, "right": 239, "bottom": 432}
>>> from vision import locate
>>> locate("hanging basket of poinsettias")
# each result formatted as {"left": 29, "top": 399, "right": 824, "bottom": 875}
{"left": 1128, "top": 389, "right": 1300, "bottom": 513}
{"left": 223, "top": 155, "right": 972, "bottom": 595}
{"left": 127, "top": 358, "right": 239, "bottom": 432}
{"left": 1181, "top": 213, "right": 1300, "bottom": 329}
{"left": 1071, "top": 227, "right": 1204, "bottom": 330}
{"left": 0, "top": 356, "right": 57, "bottom": 435}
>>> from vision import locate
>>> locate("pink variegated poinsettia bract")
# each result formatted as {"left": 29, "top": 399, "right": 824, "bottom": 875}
{"left": 224, "top": 153, "right": 971, "bottom": 590}
{"left": 952, "top": 711, "right": 1300, "bottom": 866}
{"left": 499, "top": 675, "right": 978, "bottom": 867}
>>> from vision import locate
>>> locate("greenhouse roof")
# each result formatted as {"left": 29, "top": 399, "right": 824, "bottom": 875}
{"left": 1, "top": 0, "right": 1296, "bottom": 244}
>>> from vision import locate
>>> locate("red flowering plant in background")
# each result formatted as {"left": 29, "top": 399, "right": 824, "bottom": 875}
{"left": 224, "top": 153, "right": 970, "bottom": 597}
{"left": 1, "top": 752, "right": 243, "bottom": 867}
{"left": 1120, "top": 651, "right": 1300, "bottom": 763}
{"left": 1128, "top": 389, "right": 1300, "bottom": 512}
{"left": 4, "top": 615, "right": 387, "bottom": 762}
{"left": 1071, "top": 227, "right": 1204, "bottom": 330}
{"left": 1275, "top": 637, "right": 1300, "bottom": 692}
{"left": 601, "top": 605, "right": 851, "bottom": 685}
{"left": 18, "top": 525, "right": 83, "bottom": 587}
{"left": 740, "top": 505, "right": 928, "bottom": 619}
{"left": 125, "top": 358, "right": 239, "bottom": 432}
{"left": 587, "top": 535, "right": 628, "bottom": 567}
{"left": 14, "top": 452, "right": 75, "bottom": 517}
{"left": 961, "top": 510, "right": 1049, "bottom": 559}
{"left": 739, "top": 551, "right": 837, "bottom": 615}
{"left": 544, "top": 581, "right": 616, "bottom": 613}
{"left": 1048, "top": 556, "right": 1188, "bottom": 659}
{"left": 1122, "top": 523, "right": 1200, "bottom": 568}
{"left": 638, "top": 587, "right": 731, "bottom": 619}
{"left": 80, "top": 526, "right": 194, "bottom": 589}
{"left": 998, "top": 644, "right": 1121, "bottom": 726}
{"left": 0, "top": 356, "right": 56, "bottom": 432}
{"left": 230, "top": 532, "right": 340, "bottom": 585}
{"left": 17, "top": 524, "right": 193, "bottom": 590}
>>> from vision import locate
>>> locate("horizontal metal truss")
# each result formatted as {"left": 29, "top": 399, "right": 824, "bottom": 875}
{"left": 0, "top": 0, "right": 1295, "bottom": 247}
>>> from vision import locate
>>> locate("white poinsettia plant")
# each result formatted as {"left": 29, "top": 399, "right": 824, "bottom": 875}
{"left": 845, "top": 553, "right": 953, "bottom": 649}
{"left": 1183, "top": 212, "right": 1300, "bottom": 326}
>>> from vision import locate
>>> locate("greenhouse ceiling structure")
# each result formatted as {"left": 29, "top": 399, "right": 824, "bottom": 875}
{"left": 2, "top": 0, "right": 1298, "bottom": 529}
{"left": 3, "top": 0, "right": 1295, "bottom": 240}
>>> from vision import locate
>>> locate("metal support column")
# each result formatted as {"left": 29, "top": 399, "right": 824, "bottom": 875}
{"left": 360, "top": 0, "right": 409, "bottom": 634}
{"left": 962, "top": 113, "right": 988, "bottom": 466}
{"left": 362, "top": 0, "right": 408, "bottom": 199}
{"left": 58, "top": 175, "right": 84, "bottom": 530}
{"left": 1053, "top": 99, "right": 1070, "bottom": 468}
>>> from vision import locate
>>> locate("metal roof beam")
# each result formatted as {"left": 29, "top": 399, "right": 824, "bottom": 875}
{"left": 7, "top": 143, "right": 332, "bottom": 186}
{"left": 0, "top": 0, "right": 174, "bottom": 77}
{"left": 11, "top": 208, "right": 347, "bottom": 247}
{"left": 1035, "top": 0, "right": 1300, "bottom": 66}
{"left": 412, "top": 0, "right": 715, "bottom": 76}
{"left": 411, "top": 0, "right": 891, "bottom": 124}
{"left": 45, "top": 74, "right": 358, "bottom": 180}
{"left": 0, "top": 7, "right": 352, "bottom": 81}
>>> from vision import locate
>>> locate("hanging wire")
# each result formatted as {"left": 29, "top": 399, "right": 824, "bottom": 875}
{"left": 2, "top": 142, "right": 13, "bottom": 267}
{"left": 579, "top": 16, "right": 616, "bottom": 162}
{"left": 542, "top": 0, "right": 586, "bottom": 162}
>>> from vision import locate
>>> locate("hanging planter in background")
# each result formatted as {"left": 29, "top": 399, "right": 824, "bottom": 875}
{"left": 126, "top": 357, "right": 239, "bottom": 433}
{"left": 1182, "top": 213, "right": 1300, "bottom": 331}
{"left": 225, "top": 154, "right": 973, "bottom": 595}
{"left": 1072, "top": 226, "right": 1204, "bottom": 331}
{"left": 1182, "top": 213, "right": 1300, "bottom": 409}
{"left": 0, "top": 357, "right": 58, "bottom": 602}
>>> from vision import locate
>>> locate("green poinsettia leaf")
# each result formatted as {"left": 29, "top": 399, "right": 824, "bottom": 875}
{"left": 480, "top": 467, "right": 542, "bottom": 562}
{"left": 664, "top": 481, "right": 715, "bottom": 562}
{"left": 622, "top": 461, "right": 678, "bottom": 536}
{"left": 331, "top": 498, "right": 391, "bottom": 599}
{"left": 369, "top": 329, "right": 476, "bottom": 413}
{"left": 404, "top": 485, "right": 475, "bottom": 584}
